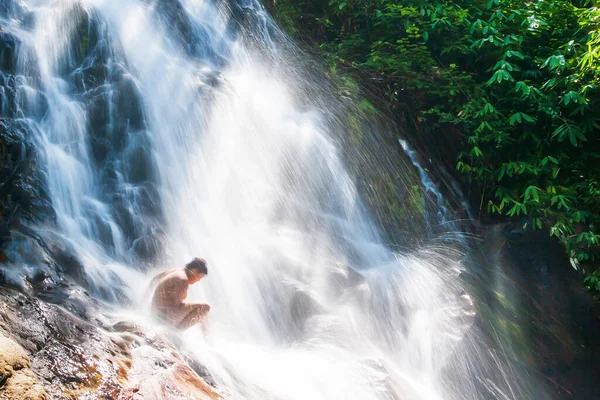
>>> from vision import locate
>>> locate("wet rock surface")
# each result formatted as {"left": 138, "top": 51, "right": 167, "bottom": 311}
{"left": 0, "top": 119, "right": 53, "bottom": 225}
{"left": 465, "top": 223, "right": 600, "bottom": 399}
{"left": 0, "top": 333, "right": 49, "bottom": 400}
{"left": 0, "top": 286, "right": 220, "bottom": 399}
{"left": 0, "top": 119, "right": 56, "bottom": 285}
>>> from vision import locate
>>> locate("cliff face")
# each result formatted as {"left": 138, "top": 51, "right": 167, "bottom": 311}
{"left": 463, "top": 223, "right": 600, "bottom": 398}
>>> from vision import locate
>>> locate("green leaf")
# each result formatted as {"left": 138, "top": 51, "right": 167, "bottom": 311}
{"left": 509, "top": 113, "right": 522, "bottom": 125}
{"left": 524, "top": 186, "right": 540, "bottom": 202}
{"left": 562, "top": 91, "right": 588, "bottom": 106}
{"left": 509, "top": 112, "right": 535, "bottom": 125}
{"left": 515, "top": 81, "right": 531, "bottom": 97}
{"left": 521, "top": 113, "right": 534, "bottom": 122}
{"left": 507, "top": 201, "right": 527, "bottom": 216}
{"left": 541, "top": 78, "right": 557, "bottom": 90}
{"left": 486, "top": 70, "right": 514, "bottom": 85}
{"left": 541, "top": 55, "right": 566, "bottom": 71}
{"left": 472, "top": 146, "right": 483, "bottom": 158}
{"left": 493, "top": 60, "right": 514, "bottom": 71}
{"left": 552, "top": 123, "right": 586, "bottom": 146}
{"left": 505, "top": 50, "right": 525, "bottom": 59}
{"left": 498, "top": 165, "right": 506, "bottom": 181}
{"left": 483, "top": 102, "right": 496, "bottom": 114}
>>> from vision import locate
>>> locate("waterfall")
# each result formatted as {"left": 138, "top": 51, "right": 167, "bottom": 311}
{"left": 1, "top": 0, "right": 552, "bottom": 399}
{"left": 398, "top": 138, "right": 452, "bottom": 226}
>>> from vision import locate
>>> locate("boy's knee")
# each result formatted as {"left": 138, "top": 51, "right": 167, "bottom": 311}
{"left": 196, "top": 303, "right": 210, "bottom": 314}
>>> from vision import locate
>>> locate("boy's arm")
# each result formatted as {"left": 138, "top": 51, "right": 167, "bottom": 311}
{"left": 150, "top": 270, "right": 168, "bottom": 286}
{"left": 145, "top": 271, "right": 169, "bottom": 304}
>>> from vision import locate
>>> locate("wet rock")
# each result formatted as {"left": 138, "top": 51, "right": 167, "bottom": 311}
{"left": 0, "top": 119, "right": 53, "bottom": 224}
{"left": 0, "top": 228, "right": 54, "bottom": 293}
{"left": 0, "top": 0, "right": 34, "bottom": 28}
{"left": 0, "top": 286, "right": 221, "bottom": 399}
{"left": 464, "top": 224, "right": 600, "bottom": 399}
{"left": 131, "top": 232, "right": 164, "bottom": 263}
{"left": 123, "top": 130, "right": 153, "bottom": 183}
{"left": 147, "top": 0, "right": 219, "bottom": 62}
{"left": 68, "top": 29, "right": 164, "bottom": 265}
{"left": 0, "top": 119, "right": 57, "bottom": 285}
{"left": 44, "top": 243, "right": 89, "bottom": 288}
{"left": 0, "top": 225, "right": 90, "bottom": 305}
{"left": 0, "top": 0, "right": 15, "bottom": 18}
{"left": 0, "top": 333, "right": 49, "bottom": 400}
{"left": 73, "top": 8, "right": 105, "bottom": 69}
{"left": 0, "top": 220, "right": 10, "bottom": 251}
{"left": 289, "top": 289, "right": 322, "bottom": 335}
{"left": 113, "top": 74, "right": 145, "bottom": 133}
{"left": 121, "top": 331, "right": 221, "bottom": 400}
{"left": 0, "top": 29, "right": 18, "bottom": 75}
{"left": 328, "top": 262, "right": 364, "bottom": 292}
{"left": 52, "top": 3, "right": 93, "bottom": 78}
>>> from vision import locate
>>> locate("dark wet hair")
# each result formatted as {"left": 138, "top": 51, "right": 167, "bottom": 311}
{"left": 185, "top": 258, "right": 207, "bottom": 275}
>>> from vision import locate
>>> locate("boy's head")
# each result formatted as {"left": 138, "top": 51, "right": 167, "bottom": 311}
{"left": 185, "top": 257, "right": 207, "bottom": 284}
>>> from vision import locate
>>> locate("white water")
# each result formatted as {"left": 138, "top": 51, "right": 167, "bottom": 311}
{"left": 1, "top": 0, "right": 545, "bottom": 398}
{"left": 399, "top": 138, "right": 451, "bottom": 226}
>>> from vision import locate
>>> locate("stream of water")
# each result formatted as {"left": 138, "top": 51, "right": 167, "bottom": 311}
{"left": 0, "top": 0, "right": 561, "bottom": 398}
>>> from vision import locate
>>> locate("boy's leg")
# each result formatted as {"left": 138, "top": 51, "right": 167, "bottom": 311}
{"left": 176, "top": 302, "right": 210, "bottom": 330}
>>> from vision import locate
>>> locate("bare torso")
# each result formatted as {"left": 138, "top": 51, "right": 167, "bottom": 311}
{"left": 151, "top": 269, "right": 190, "bottom": 313}
{"left": 150, "top": 269, "right": 210, "bottom": 330}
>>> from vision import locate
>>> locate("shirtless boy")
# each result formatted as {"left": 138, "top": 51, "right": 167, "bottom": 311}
{"left": 151, "top": 258, "right": 211, "bottom": 330}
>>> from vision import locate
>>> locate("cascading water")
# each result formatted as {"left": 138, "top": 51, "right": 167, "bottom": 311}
{"left": 0, "top": 0, "right": 563, "bottom": 399}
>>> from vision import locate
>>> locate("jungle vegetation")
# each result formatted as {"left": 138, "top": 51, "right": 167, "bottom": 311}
{"left": 270, "top": 0, "right": 600, "bottom": 293}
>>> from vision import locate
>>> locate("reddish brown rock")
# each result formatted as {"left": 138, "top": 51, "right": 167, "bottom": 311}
{"left": 0, "top": 286, "right": 221, "bottom": 399}
{"left": 0, "top": 333, "right": 49, "bottom": 400}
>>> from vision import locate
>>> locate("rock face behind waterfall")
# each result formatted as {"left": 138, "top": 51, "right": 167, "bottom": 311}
{"left": 0, "top": 286, "right": 220, "bottom": 400}
{"left": 0, "top": 119, "right": 53, "bottom": 227}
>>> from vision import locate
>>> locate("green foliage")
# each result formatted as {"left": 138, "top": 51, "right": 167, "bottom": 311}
{"left": 272, "top": 0, "right": 600, "bottom": 295}
{"left": 450, "top": 1, "right": 600, "bottom": 290}
{"left": 585, "top": 268, "right": 600, "bottom": 296}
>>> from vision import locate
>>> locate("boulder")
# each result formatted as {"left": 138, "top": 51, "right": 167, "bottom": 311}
{"left": 0, "top": 333, "right": 49, "bottom": 400}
